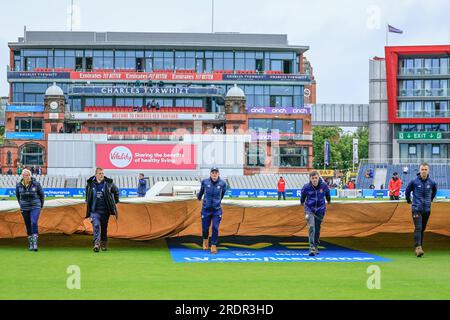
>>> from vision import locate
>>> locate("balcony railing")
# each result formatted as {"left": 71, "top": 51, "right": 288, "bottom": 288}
{"left": 398, "top": 88, "right": 449, "bottom": 97}
{"left": 397, "top": 110, "right": 450, "bottom": 118}
{"left": 399, "top": 67, "right": 450, "bottom": 76}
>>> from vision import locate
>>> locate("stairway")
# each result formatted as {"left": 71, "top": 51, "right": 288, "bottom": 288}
{"left": 373, "top": 168, "right": 387, "bottom": 189}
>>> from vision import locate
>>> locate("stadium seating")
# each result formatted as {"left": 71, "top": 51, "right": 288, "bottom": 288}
{"left": 0, "top": 174, "right": 310, "bottom": 191}
{"left": 227, "top": 173, "right": 309, "bottom": 189}
{"left": 356, "top": 163, "right": 450, "bottom": 189}
{"left": 0, "top": 175, "right": 66, "bottom": 188}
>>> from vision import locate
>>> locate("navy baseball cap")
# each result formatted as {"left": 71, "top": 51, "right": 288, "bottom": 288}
{"left": 210, "top": 167, "right": 219, "bottom": 173}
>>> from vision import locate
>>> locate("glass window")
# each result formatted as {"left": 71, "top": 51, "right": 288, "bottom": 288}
{"left": 196, "top": 59, "right": 203, "bottom": 73}
{"left": 164, "top": 57, "right": 174, "bottom": 70}
{"left": 20, "top": 144, "right": 44, "bottom": 166}
{"left": 245, "top": 58, "right": 255, "bottom": 70}
{"left": 273, "top": 120, "right": 295, "bottom": 133}
{"left": 36, "top": 57, "right": 47, "bottom": 68}
{"left": 271, "top": 86, "right": 293, "bottom": 95}
{"left": 246, "top": 143, "right": 265, "bottom": 167}
{"left": 125, "top": 57, "right": 135, "bottom": 69}
{"left": 432, "top": 145, "right": 440, "bottom": 155}
{"left": 23, "top": 49, "right": 47, "bottom": 57}
{"left": 145, "top": 59, "right": 153, "bottom": 72}
{"left": 65, "top": 57, "right": 75, "bottom": 69}
{"left": 154, "top": 57, "right": 164, "bottom": 70}
{"left": 103, "top": 56, "right": 113, "bottom": 69}
{"left": 213, "top": 57, "right": 224, "bottom": 70}
{"left": 224, "top": 58, "right": 233, "bottom": 70}
{"left": 296, "top": 119, "right": 303, "bottom": 134}
{"left": 279, "top": 147, "right": 308, "bottom": 167}
{"left": 270, "top": 60, "right": 283, "bottom": 71}
{"left": 235, "top": 58, "right": 245, "bottom": 70}
{"left": 55, "top": 50, "right": 65, "bottom": 57}
{"left": 54, "top": 57, "right": 65, "bottom": 68}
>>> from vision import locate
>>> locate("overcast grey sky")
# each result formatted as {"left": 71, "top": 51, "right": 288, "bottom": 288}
{"left": 1, "top": 0, "right": 449, "bottom": 103}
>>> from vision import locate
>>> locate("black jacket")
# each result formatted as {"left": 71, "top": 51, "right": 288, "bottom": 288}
{"left": 85, "top": 176, "right": 120, "bottom": 218}
{"left": 16, "top": 177, "right": 45, "bottom": 211}
{"left": 405, "top": 174, "right": 437, "bottom": 212}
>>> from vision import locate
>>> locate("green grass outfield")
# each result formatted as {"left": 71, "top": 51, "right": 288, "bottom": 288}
{"left": 0, "top": 233, "right": 449, "bottom": 300}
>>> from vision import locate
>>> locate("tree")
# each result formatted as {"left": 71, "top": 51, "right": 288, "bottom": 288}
{"left": 312, "top": 126, "right": 369, "bottom": 170}
{"left": 312, "top": 126, "right": 342, "bottom": 169}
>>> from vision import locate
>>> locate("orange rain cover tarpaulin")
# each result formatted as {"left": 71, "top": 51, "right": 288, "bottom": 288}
{"left": 0, "top": 198, "right": 449, "bottom": 239}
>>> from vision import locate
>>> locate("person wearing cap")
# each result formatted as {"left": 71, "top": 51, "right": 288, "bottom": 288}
{"left": 15, "top": 168, "right": 45, "bottom": 251}
{"left": 197, "top": 167, "right": 227, "bottom": 254}
{"left": 388, "top": 172, "right": 402, "bottom": 200}
{"left": 277, "top": 176, "right": 286, "bottom": 200}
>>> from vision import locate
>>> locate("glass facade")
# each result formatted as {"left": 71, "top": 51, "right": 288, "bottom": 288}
{"left": 398, "top": 101, "right": 450, "bottom": 118}
{"left": 20, "top": 143, "right": 44, "bottom": 166}
{"left": 248, "top": 119, "right": 303, "bottom": 134}
{"left": 398, "top": 79, "right": 449, "bottom": 97}
{"left": 399, "top": 124, "right": 449, "bottom": 132}
{"left": 399, "top": 57, "right": 450, "bottom": 75}
{"left": 13, "top": 49, "right": 300, "bottom": 73}
{"left": 11, "top": 82, "right": 305, "bottom": 110}
{"left": 399, "top": 143, "right": 449, "bottom": 160}
{"left": 395, "top": 54, "right": 450, "bottom": 162}
{"left": 15, "top": 118, "right": 43, "bottom": 132}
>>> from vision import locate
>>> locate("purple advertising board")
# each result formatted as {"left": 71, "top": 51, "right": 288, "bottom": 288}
{"left": 246, "top": 106, "right": 311, "bottom": 114}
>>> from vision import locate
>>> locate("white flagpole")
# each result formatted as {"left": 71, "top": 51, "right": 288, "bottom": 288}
{"left": 211, "top": 0, "right": 215, "bottom": 33}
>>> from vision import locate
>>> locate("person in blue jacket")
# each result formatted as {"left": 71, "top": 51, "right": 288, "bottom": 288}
{"left": 300, "top": 171, "right": 331, "bottom": 256}
{"left": 405, "top": 163, "right": 437, "bottom": 258}
{"left": 197, "top": 167, "right": 227, "bottom": 254}
{"left": 137, "top": 173, "right": 148, "bottom": 197}
{"left": 15, "top": 169, "right": 45, "bottom": 251}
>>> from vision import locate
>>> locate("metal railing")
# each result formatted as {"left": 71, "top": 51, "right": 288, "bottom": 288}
{"left": 399, "top": 67, "right": 450, "bottom": 76}
{"left": 397, "top": 110, "right": 450, "bottom": 118}
{"left": 398, "top": 88, "right": 449, "bottom": 97}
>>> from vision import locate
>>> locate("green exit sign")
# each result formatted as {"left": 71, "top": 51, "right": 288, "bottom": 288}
{"left": 398, "top": 132, "right": 443, "bottom": 140}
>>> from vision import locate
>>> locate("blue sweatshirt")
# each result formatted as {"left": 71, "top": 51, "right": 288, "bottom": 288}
{"left": 300, "top": 178, "right": 331, "bottom": 216}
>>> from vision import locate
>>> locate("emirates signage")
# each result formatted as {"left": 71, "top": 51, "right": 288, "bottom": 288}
{"left": 68, "top": 112, "right": 224, "bottom": 121}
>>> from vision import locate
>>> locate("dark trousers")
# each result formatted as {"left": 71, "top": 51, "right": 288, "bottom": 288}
{"left": 21, "top": 208, "right": 41, "bottom": 235}
{"left": 278, "top": 191, "right": 286, "bottom": 200}
{"left": 412, "top": 211, "right": 431, "bottom": 247}
{"left": 390, "top": 195, "right": 400, "bottom": 200}
{"left": 305, "top": 210, "right": 323, "bottom": 248}
{"left": 90, "top": 212, "right": 110, "bottom": 244}
{"left": 201, "top": 209, "right": 222, "bottom": 246}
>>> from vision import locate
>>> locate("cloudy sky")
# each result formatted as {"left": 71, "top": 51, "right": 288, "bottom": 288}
{"left": 0, "top": 0, "right": 449, "bottom": 103}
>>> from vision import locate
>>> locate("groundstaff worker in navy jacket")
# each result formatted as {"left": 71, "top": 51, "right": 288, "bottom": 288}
{"left": 197, "top": 167, "right": 227, "bottom": 254}
{"left": 137, "top": 173, "right": 148, "bottom": 197}
{"left": 405, "top": 163, "right": 437, "bottom": 258}
{"left": 300, "top": 171, "right": 331, "bottom": 256}
{"left": 15, "top": 169, "right": 45, "bottom": 251}
{"left": 85, "top": 168, "right": 120, "bottom": 252}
